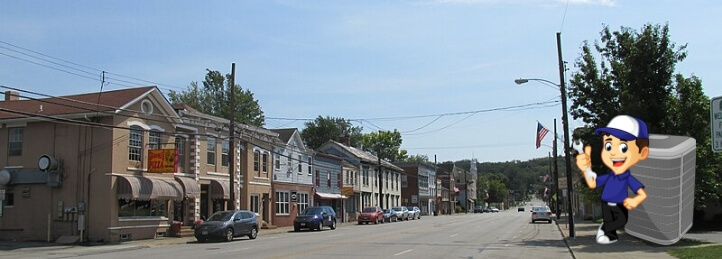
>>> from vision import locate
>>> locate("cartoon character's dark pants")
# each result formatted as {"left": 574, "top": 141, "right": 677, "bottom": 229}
{"left": 601, "top": 202, "right": 628, "bottom": 240}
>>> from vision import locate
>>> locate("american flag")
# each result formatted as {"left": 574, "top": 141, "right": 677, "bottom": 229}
{"left": 536, "top": 122, "right": 549, "bottom": 149}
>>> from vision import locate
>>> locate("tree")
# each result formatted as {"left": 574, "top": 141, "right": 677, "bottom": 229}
{"left": 168, "top": 69, "right": 265, "bottom": 126}
{"left": 300, "top": 116, "right": 363, "bottom": 150}
{"left": 400, "top": 154, "right": 431, "bottom": 164}
{"left": 568, "top": 23, "right": 721, "bottom": 210}
{"left": 360, "top": 130, "right": 408, "bottom": 162}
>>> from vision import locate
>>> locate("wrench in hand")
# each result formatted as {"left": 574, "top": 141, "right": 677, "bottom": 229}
{"left": 572, "top": 139, "right": 597, "bottom": 182}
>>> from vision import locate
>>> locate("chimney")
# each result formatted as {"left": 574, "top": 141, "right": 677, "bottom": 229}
{"left": 4, "top": 91, "right": 19, "bottom": 101}
{"left": 339, "top": 136, "right": 351, "bottom": 146}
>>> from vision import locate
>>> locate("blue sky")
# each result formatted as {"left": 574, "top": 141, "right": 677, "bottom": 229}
{"left": 1, "top": 1, "right": 720, "bottom": 163}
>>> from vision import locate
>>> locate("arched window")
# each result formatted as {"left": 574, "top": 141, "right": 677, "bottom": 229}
{"left": 129, "top": 126, "right": 144, "bottom": 162}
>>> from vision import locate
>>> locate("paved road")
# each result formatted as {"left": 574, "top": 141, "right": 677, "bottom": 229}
{"left": 4, "top": 211, "right": 572, "bottom": 259}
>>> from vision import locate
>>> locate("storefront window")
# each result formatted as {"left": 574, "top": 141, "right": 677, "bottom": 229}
{"left": 118, "top": 199, "right": 167, "bottom": 218}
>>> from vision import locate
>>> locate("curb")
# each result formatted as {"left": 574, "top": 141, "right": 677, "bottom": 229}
{"left": 555, "top": 216, "right": 577, "bottom": 259}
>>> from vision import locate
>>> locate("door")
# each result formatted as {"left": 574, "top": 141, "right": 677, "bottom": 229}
{"left": 233, "top": 211, "right": 244, "bottom": 236}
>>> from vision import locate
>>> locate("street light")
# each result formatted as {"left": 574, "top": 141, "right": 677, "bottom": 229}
{"left": 514, "top": 76, "right": 575, "bottom": 238}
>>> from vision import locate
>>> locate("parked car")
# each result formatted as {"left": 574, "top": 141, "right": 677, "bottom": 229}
{"left": 490, "top": 207, "right": 500, "bottom": 213}
{"left": 383, "top": 208, "right": 398, "bottom": 222}
{"left": 294, "top": 206, "right": 337, "bottom": 231}
{"left": 517, "top": 207, "right": 525, "bottom": 212}
{"left": 473, "top": 206, "right": 486, "bottom": 213}
{"left": 531, "top": 206, "right": 552, "bottom": 223}
{"left": 408, "top": 206, "right": 421, "bottom": 220}
{"left": 194, "top": 210, "right": 258, "bottom": 242}
{"left": 391, "top": 206, "right": 409, "bottom": 221}
{"left": 358, "top": 206, "right": 384, "bottom": 224}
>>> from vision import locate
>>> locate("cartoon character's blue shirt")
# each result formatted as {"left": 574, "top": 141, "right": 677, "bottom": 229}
{"left": 596, "top": 170, "right": 644, "bottom": 203}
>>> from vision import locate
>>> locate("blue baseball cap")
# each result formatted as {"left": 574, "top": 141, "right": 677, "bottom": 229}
{"left": 595, "top": 115, "right": 648, "bottom": 141}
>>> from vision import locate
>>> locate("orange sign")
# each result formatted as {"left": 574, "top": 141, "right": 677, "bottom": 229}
{"left": 341, "top": 187, "right": 354, "bottom": 196}
{"left": 148, "top": 149, "right": 178, "bottom": 173}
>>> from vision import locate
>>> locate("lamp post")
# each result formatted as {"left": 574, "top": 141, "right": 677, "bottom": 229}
{"left": 514, "top": 74, "right": 575, "bottom": 238}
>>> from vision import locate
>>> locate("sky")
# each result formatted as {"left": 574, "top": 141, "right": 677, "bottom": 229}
{"left": 1, "top": 1, "right": 720, "bottom": 163}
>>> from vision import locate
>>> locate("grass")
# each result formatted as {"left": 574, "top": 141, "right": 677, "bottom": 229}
{"left": 667, "top": 244, "right": 722, "bottom": 258}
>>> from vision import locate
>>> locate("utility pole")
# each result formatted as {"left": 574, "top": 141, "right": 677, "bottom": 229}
{"left": 228, "top": 63, "right": 236, "bottom": 210}
{"left": 557, "top": 32, "right": 575, "bottom": 238}
{"left": 553, "top": 118, "right": 560, "bottom": 219}
{"left": 464, "top": 171, "right": 468, "bottom": 214}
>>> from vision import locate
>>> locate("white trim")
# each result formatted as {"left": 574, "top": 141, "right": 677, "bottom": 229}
{"left": 206, "top": 133, "right": 219, "bottom": 138}
{"left": 127, "top": 120, "right": 151, "bottom": 130}
{"left": 174, "top": 124, "right": 198, "bottom": 132}
{"left": 117, "top": 88, "right": 155, "bottom": 112}
{"left": 108, "top": 224, "right": 171, "bottom": 230}
{"left": 140, "top": 100, "right": 154, "bottom": 114}
{"left": 149, "top": 125, "right": 165, "bottom": 132}
{"left": 249, "top": 181, "right": 271, "bottom": 186}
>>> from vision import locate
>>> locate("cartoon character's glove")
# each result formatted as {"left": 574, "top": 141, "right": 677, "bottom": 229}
{"left": 572, "top": 139, "right": 597, "bottom": 182}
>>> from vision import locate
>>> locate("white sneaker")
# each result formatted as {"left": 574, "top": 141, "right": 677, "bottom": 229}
{"left": 596, "top": 235, "right": 618, "bottom": 245}
{"left": 596, "top": 223, "right": 604, "bottom": 239}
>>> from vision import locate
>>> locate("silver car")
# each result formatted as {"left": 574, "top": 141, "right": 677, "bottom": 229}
{"left": 391, "top": 206, "right": 409, "bottom": 221}
{"left": 407, "top": 206, "right": 421, "bottom": 220}
{"left": 531, "top": 206, "right": 552, "bottom": 223}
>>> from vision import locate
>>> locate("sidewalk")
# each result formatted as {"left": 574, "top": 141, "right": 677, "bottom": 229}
{"left": 0, "top": 224, "right": 298, "bottom": 256}
{"left": 555, "top": 215, "right": 677, "bottom": 259}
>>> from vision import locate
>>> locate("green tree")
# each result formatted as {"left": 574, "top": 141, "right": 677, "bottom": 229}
{"left": 300, "top": 116, "right": 363, "bottom": 150}
{"left": 568, "top": 23, "right": 720, "bottom": 210}
{"left": 168, "top": 69, "right": 265, "bottom": 126}
{"left": 399, "top": 154, "right": 431, "bottom": 163}
{"left": 360, "top": 130, "right": 408, "bottom": 162}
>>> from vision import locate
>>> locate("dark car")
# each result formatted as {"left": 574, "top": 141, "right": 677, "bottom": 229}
{"left": 194, "top": 210, "right": 258, "bottom": 242}
{"left": 294, "top": 206, "right": 337, "bottom": 231}
{"left": 474, "top": 206, "right": 486, "bottom": 213}
{"left": 358, "top": 206, "right": 384, "bottom": 224}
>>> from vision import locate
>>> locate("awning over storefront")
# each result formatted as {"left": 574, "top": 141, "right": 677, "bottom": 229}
{"left": 210, "top": 179, "right": 230, "bottom": 200}
{"left": 315, "top": 192, "right": 347, "bottom": 199}
{"left": 175, "top": 176, "right": 200, "bottom": 199}
{"left": 116, "top": 175, "right": 183, "bottom": 201}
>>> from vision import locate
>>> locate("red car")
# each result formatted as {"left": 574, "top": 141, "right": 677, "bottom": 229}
{"left": 358, "top": 206, "right": 384, "bottom": 224}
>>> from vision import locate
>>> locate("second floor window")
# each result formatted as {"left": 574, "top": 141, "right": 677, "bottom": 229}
{"left": 254, "top": 151, "right": 260, "bottom": 174}
{"left": 128, "top": 126, "right": 143, "bottom": 162}
{"left": 207, "top": 137, "right": 216, "bottom": 165}
{"left": 149, "top": 131, "right": 160, "bottom": 150}
{"left": 262, "top": 152, "right": 268, "bottom": 173}
{"left": 221, "top": 140, "right": 229, "bottom": 167}
{"left": 275, "top": 152, "right": 280, "bottom": 170}
{"left": 175, "top": 136, "right": 185, "bottom": 171}
{"left": 297, "top": 155, "right": 302, "bottom": 173}
{"left": 8, "top": 127, "right": 23, "bottom": 156}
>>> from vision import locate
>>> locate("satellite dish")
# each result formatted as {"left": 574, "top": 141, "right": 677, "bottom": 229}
{"left": 38, "top": 155, "right": 58, "bottom": 172}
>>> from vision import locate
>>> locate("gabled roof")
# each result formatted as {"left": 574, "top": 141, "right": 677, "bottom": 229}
{"left": 0, "top": 86, "right": 159, "bottom": 120}
{"left": 271, "top": 128, "right": 296, "bottom": 143}
{"left": 319, "top": 140, "right": 403, "bottom": 172}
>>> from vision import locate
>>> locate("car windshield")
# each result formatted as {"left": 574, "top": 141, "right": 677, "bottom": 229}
{"left": 383, "top": 209, "right": 391, "bottom": 213}
{"left": 392, "top": 207, "right": 403, "bottom": 211}
{"left": 207, "top": 211, "right": 234, "bottom": 221}
{"left": 301, "top": 207, "right": 324, "bottom": 215}
{"left": 362, "top": 207, "right": 377, "bottom": 213}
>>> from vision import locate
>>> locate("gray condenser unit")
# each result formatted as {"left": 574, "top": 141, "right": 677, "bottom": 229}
{"left": 625, "top": 134, "right": 696, "bottom": 245}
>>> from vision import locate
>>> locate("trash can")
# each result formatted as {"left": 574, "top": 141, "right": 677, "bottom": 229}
{"left": 169, "top": 221, "right": 182, "bottom": 237}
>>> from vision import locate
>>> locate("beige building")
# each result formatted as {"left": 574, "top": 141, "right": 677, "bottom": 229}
{"left": 0, "top": 86, "right": 280, "bottom": 243}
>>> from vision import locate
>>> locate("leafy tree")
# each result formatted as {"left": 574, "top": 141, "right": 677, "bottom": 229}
{"left": 300, "top": 116, "right": 363, "bottom": 150}
{"left": 168, "top": 69, "right": 265, "bottom": 126}
{"left": 400, "top": 154, "right": 431, "bottom": 163}
{"left": 360, "top": 129, "right": 408, "bottom": 162}
{"left": 568, "top": 23, "right": 720, "bottom": 210}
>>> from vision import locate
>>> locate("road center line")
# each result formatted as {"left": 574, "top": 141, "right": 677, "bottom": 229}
{"left": 394, "top": 249, "right": 413, "bottom": 256}
{"left": 449, "top": 233, "right": 458, "bottom": 237}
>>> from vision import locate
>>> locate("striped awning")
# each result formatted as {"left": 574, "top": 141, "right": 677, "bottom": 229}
{"left": 174, "top": 176, "right": 200, "bottom": 199}
{"left": 116, "top": 175, "right": 183, "bottom": 201}
{"left": 210, "top": 179, "right": 230, "bottom": 200}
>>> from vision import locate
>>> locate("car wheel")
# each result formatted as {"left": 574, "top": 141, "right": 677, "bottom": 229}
{"left": 197, "top": 238, "right": 206, "bottom": 243}
{"left": 225, "top": 228, "right": 234, "bottom": 242}
{"left": 358, "top": 221, "right": 363, "bottom": 225}
{"left": 374, "top": 218, "right": 378, "bottom": 224}
{"left": 294, "top": 226, "right": 300, "bottom": 232}
{"left": 248, "top": 227, "right": 258, "bottom": 239}
{"left": 548, "top": 220, "right": 552, "bottom": 224}
{"left": 331, "top": 220, "right": 336, "bottom": 230}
